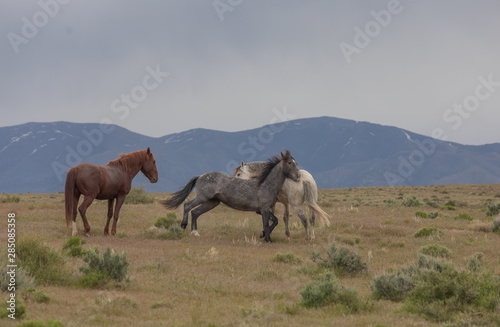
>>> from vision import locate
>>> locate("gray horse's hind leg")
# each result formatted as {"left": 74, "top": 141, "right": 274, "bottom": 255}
{"left": 181, "top": 197, "right": 204, "bottom": 229}
{"left": 190, "top": 199, "right": 220, "bottom": 235}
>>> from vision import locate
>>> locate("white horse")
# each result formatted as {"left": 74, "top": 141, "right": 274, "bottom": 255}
{"left": 233, "top": 161, "right": 331, "bottom": 240}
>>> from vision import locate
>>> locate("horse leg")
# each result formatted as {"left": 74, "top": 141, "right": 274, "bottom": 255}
{"left": 181, "top": 197, "right": 203, "bottom": 230}
{"left": 111, "top": 195, "right": 126, "bottom": 236}
{"left": 190, "top": 199, "right": 220, "bottom": 236}
{"left": 269, "top": 211, "right": 279, "bottom": 235}
{"left": 71, "top": 193, "right": 81, "bottom": 237}
{"left": 293, "top": 206, "right": 309, "bottom": 241}
{"left": 104, "top": 198, "right": 114, "bottom": 236}
{"left": 283, "top": 203, "right": 290, "bottom": 238}
{"left": 261, "top": 210, "right": 272, "bottom": 243}
{"left": 260, "top": 205, "right": 279, "bottom": 238}
{"left": 309, "top": 207, "right": 316, "bottom": 240}
{"left": 78, "top": 195, "right": 95, "bottom": 237}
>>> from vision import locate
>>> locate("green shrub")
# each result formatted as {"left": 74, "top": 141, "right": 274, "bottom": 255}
{"left": 124, "top": 186, "right": 155, "bottom": 204}
{"left": 493, "top": 216, "right": 500, "bottom": 234}
{"left": 79, "top": 247, "right": 129, "bottom": 287}
{"left": 383, "top": 199, "right": 397, "bottom": 207}
{"left": 0, "top": 298, "right": 26, "bottom": 319}
{"left": 418, "top": 243, "right": 452, "bottom": 258}
{"left": 371, "top": 253, "right": 500, "bottom": 324}
{"left": 24, "top": 288, "right": 50, "bottom": 303}
{"left": 414, "top": 210, "right": 427, "bottom": 218}
{"left": 427, "top": 212, "right": 439, "bottom": 219}
{"left": 0, "top": 255, "right": 34, "bottom": 292}
{"left": 272, "top": 252, "right": 302, "bottom": 264}
{"left": 15, "top": 320, "right": 65, "bottom": 327}
{"left": 146, "top": 215, "right": 184, "bottom": 240}
{"left": 371, "top": 270, "right": 416, "bottom": 302}
{"left": 17, "top": 237, "right": 70, "bottom": 285}
{"left": 300, "top": 272, "right": 365, "bottom": 312}
{"left": 441, "top": 205, "right": 455, "bottom": 210}
{"left": 402, "top": 196, "right": 421, "bottom": 207}
{"left": 154, "top": 215, "right": 179, "bottom": 229}
{"left": 62, "top": 237, "right": 87, "bottom": 257}
{"left": 485, "top": 203, "right": 500, "bottom": 217}
{"left": 414, "top": 227, "right": 441, "bottom": 238}
{"left": 466, "top": 253, "right": 483, "bottom": 272}
{"left": 0, "top": 195, "right": 20, "bottom": 203}
{"left": 455, "top": 213, "right": 474, "bottom": 221}
{"left": 311, "top": 243, "right": 367, "bottom": 276}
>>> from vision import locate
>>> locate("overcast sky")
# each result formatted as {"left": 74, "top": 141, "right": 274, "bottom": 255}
{"left": 2, "top": 0, "right": 499, "bottom": 145}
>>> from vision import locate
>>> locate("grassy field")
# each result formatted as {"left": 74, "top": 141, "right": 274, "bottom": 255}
{"left": 1, "top": 184, "right": 499, "bottom": 326}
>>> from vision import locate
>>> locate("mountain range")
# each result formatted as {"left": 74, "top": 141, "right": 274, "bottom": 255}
{"left": 1, "top": 117, "right": 500, "bottom": 193}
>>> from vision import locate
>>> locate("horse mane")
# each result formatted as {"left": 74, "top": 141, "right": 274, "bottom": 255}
{"left": 257, "top": 156, "right": 281, "bottom": 185}
{"left": 107, "top": 150, "right": 146, "bottom": 171}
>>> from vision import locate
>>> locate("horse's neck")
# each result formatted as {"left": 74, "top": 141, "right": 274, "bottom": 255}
{"left": 118, "top": 155, "right": 144, "bottom": 180}
{"left": 260, "top": 162, "right": 285, "bottom": 195}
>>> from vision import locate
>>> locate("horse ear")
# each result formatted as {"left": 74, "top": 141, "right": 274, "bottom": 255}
{"left": 240, "top": 161, "right": 244, "bottom": 168}
{"left": 147, "top": 147, "right": 151, "bottom": 155}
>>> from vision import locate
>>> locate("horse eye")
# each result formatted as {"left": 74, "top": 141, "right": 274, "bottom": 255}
{"left": 153, "top": 160, "right": 156, "bottom": 164}
{"left": 237, "top": 173, "right": 241, "bottom": 176}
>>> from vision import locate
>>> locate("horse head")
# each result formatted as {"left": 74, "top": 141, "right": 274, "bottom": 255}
{"left": 281, "top": 149, "right": 300, "bottom": 182}
{"left": 141, "top": 147, "right": 159, "bottom": 183}
{"left": 232, "top": 161, "right": 252, "bottom": 178}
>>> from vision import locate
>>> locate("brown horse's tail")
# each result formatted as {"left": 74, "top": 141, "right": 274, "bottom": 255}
{"left": 160, "top": 176, "right": 199, "bottom": 209}
{"left": 64, "top": 168, "right": 77, "bottom": 233}
{"left": 302, "top": 172, "right": 332, "bottom": 227}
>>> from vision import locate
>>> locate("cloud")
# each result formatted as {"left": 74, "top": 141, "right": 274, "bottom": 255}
{"left": 1, "top": 0, "right": 500, "bottom": 145}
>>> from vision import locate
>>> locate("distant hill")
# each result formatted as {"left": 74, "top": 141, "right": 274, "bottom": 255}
{"left": 1, "top": 117, "right": 499, "bottom": 193}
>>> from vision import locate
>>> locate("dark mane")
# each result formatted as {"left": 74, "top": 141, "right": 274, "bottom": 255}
{"left": 258, "top": 156, "right": 281, "bottom": 185}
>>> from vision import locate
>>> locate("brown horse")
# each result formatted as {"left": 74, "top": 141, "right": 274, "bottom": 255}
{"left": 64, "top": 148, "right": 158, "bottom": 237}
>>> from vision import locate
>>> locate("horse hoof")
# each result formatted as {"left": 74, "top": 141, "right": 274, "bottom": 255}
{"left": 191, "top": 230, "right": 200, "bottom": 237}
{"left": 84, "top": 233, "right": 90, "bottom": 238}
{"left": 259, "top": 232, "right": 265, "bottom": 238}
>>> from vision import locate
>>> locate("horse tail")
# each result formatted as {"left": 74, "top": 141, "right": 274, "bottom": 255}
{"left": 307, "top": 202, "right": 331, "bottom": 227}
{"left": 302, "top": 171, "right": 331, "bottom": 227}
{"left": 160, "top": 176, "right": 199, "bottom": 209}
{"left": 64, "top": 168, "right": 76, "bottom": 233}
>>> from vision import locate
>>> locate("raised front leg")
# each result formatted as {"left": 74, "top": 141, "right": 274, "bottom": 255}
{"left": 104, "top": 198, "right": 115, "bottom": 236}
{"left": 111, "top": 195, "right": 126, "bottom": 236}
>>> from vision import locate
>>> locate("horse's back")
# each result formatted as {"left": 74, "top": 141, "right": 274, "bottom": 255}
{"left": 197, "top": 171, "right": 260, "bottom": 210}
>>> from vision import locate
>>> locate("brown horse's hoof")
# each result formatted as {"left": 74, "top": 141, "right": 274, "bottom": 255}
{"left": 84, "top": 233, "right": 90, "bottom": 238}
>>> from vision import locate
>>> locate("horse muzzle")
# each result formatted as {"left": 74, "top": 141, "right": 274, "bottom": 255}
{"left": 150, "top": 177, "right": 158, "bottom": 183}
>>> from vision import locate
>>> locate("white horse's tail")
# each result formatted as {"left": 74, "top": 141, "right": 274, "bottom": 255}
{"left": 302, "top": 171, "right": 331, "bottom": 227}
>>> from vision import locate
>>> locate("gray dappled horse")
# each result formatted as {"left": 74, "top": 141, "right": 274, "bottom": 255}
{"left": 161, "top": 150, "right": 300, "bottom": 242}
{"left": 233, "top": 161, "right": 330, "bottom": 240}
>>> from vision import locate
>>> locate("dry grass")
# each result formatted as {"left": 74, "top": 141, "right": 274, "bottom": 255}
{"left": 0, "top": 184, "right": 499, "bottom": 326}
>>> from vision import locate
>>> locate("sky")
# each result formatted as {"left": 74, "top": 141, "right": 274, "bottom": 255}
{"left": 1, "top": 0, "right": 500, "bottom": 145}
